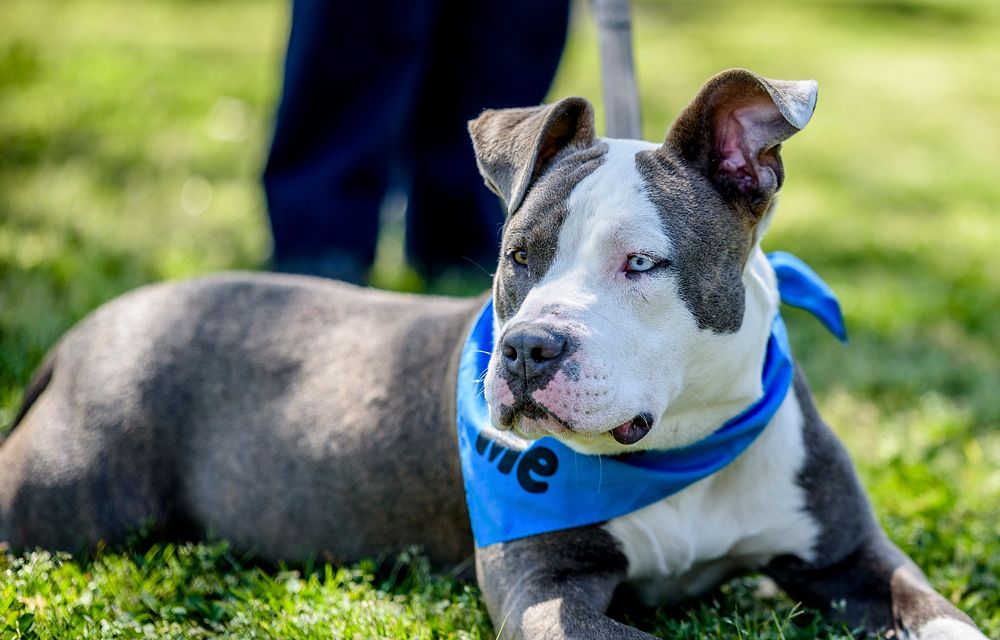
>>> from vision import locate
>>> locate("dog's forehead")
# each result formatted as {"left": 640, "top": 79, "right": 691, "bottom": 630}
{"left": 503, "top": 139, "right": 667, "bottom": 257}
{"left": 557, "top": 139, "right": 671, "bottom": 259}
{"left": 498, "top": 138, "right": 752, "bottom": 334}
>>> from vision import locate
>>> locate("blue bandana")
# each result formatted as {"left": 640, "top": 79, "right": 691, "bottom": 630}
{"left": 456, "top": 252, "right": 846, "bottom": 547}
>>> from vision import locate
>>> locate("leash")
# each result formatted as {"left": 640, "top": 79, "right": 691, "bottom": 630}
{"left": 593, "top": 0, "right": 642, "bottom": 138}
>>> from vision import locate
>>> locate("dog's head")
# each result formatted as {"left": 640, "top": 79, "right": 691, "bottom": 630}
{"left": 469, "top": 69, "right": 817, "bottom": 455}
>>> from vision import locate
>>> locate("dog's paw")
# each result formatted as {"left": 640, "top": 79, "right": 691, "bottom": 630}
{"left": 915, "top": 617, "right": 990, "bottom": 640}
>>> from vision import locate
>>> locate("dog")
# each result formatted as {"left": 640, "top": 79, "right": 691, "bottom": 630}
{"left": 1, "top": 69, "right": 987, "bottom": 639}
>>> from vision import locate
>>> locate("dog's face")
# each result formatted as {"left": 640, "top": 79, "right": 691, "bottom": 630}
{"left": 469, "top": 69, "right": 817, "bottom": 455}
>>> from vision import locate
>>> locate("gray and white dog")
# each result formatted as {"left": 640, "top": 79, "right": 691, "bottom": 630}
{"left": 1, "top": 69, "right": 988, "bottom": 639}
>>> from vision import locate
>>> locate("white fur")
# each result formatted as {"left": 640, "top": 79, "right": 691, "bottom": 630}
{"left": 566, "top": 143, "right": 819, "bottom": 601}
{"left": 603, "top": 389, "right": 819, "bottom": 605}
{"left": 916, "top": 617, "right": 990, "bottom": 640}
{"left": 485, "top": 138, "right": 777, "bottom": 456}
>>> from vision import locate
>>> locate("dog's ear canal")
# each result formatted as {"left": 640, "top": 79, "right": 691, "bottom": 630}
{"left": 468, "top": 97, "right": 596, "bottom": 215}
{"left": 665, "top": 68, "right": 818, "bottom": 219}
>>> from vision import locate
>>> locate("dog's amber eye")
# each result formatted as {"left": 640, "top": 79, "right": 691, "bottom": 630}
{"left": 511, "top": 249, "right": 529, "bottom": 266}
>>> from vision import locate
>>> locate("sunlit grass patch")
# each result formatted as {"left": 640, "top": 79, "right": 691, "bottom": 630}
{"left": 1, "top": 544, "right": 492, "bottom": 639}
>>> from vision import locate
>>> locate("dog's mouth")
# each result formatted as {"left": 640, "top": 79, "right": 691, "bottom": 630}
{"left": 499, "top": 399, "right": 575, "bottom": 438}
{"left": 498, "top": 398, "right": 548, "bottom": 429}
{"left": 500, "top": 401, "right": 654, "bottom": 446}
{"left": 609, "top": 413, "right": 654, "bottom": 445}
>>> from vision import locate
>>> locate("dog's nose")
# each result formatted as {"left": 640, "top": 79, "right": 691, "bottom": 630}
{"left": 501, "top": 326, "right": 567, "bottom": 382}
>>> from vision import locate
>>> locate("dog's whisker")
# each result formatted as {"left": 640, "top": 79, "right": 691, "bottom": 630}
{"left": 460, "top": 255, "right": 495, "bottom": 279}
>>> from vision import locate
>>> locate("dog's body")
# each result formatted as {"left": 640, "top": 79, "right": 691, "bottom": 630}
{"left": 2, "top": 275, "right": 481, "bottom": 564}
{"left": 2, "top": 70, "right": 988, "bottom": 639}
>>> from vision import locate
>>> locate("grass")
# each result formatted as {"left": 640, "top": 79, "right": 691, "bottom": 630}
{"left": 0, "top": 545, "right": 491, "bottom": 639}
{"left": 1, "top": 0, "right": 998, "bottom": 637}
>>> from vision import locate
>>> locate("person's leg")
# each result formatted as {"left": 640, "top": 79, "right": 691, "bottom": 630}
{"left": 403, "top": 0, "right": 572, "bottom": 281}
{"left": 263, "top": 0, "right": 435, "bottom": 282}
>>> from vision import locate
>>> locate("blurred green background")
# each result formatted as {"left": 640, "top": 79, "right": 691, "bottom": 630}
{"left": 1, "top": 0, "right": 998, "bottom": 637}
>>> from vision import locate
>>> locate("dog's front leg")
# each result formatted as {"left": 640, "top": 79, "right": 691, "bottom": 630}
{"left": 476, "top": 525, "right": 656, "bottom": 640}
{"left": 766, "top": 533, "right": 987, "bottom": 640}
{"left": 765, "top": 371, "right": 988, "bottom": 639}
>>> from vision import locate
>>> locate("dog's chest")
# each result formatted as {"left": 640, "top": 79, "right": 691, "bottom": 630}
{"left": 603, "top": 391, "right": 820, "bottom": 606}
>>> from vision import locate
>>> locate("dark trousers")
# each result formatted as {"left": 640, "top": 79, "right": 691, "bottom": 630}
{"left": 264, "top": 0, "right": 571, "bottom": 280}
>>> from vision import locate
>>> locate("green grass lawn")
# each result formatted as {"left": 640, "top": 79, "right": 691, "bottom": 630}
{"left": 1, "top": 0, "right": 998, "bottom": 637}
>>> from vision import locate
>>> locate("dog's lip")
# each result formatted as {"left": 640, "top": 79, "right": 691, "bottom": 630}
{"left": 609, "top": 414, "right": 654, "bottom": 445}
{"left": 500, "top": 403, "right": 655, "bottom": 445}
{"left": 498, "top": 398, "right": 561, "bottom": 430}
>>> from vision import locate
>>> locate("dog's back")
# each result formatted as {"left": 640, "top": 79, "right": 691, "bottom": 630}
{"left": 1, "top": 272, "right": 480, "bottom": 566}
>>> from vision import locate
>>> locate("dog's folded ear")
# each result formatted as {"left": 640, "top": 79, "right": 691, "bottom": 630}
{"left": 666, "top": 69, "right": 818, "bottom": 219}
{"left": 469, "top": 97, "right": 596, "bottom": 215}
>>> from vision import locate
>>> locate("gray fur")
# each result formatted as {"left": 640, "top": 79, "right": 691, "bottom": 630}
{"left": 468, "top": 97, "right": 598, "bottom": 216}
{"left": 634, "top": 69, "right": 816, "bottom": 333}
{"left": 790, "top": 365, "right": 881, "bottom": 561}
{"left": 8, "top": 349, "right": 55, "bottom": 432}
{"left": 635, "top": 147, "right": 751, "bottom": 333}
{"left": 492, "top": 140, "right": 607, "bottom": 321}
{"left": 476, "top": 526, "right": 654, "bottom": 639}
{"left": 2, "top": 273, "right": 480, "bottom": 567}
{"left": 468, "top": 98, "right": 607, "bottom": 324}
{"left": 763, "top": 367, "right": 975, "bottom": 635}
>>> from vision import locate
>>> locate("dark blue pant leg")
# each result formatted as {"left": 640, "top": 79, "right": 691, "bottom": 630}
{"left": 264, "top": 0, "right": 437, "bottom": 281}
{"left": 404, "top": 0, "right": 571, "bottom": 280}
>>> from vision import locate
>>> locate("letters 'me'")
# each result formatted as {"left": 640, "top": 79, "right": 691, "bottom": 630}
{"left": 475, "top": 435, "right": 559, "bottom": 493}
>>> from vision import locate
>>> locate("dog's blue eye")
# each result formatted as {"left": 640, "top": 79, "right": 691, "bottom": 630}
{"left": 626, "top": 254, "right": 656, "bottom": 272}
